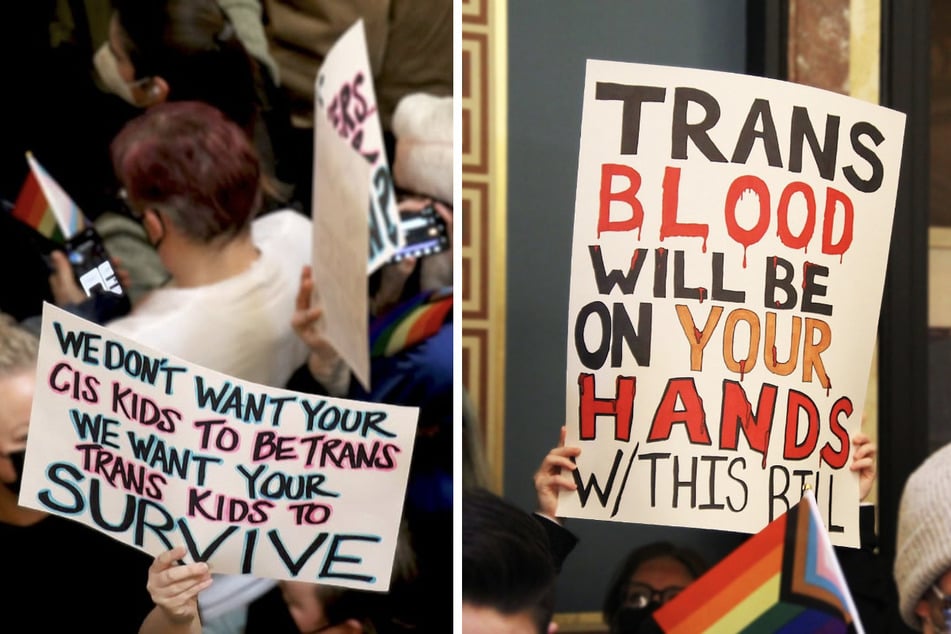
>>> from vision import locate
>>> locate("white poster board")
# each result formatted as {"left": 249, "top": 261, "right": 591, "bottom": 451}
{"left": 315, "top": 19, "right": 402, "bottom": 273}
{"left": 20, "top": 304, "right": 419, "bottom": 589}
{"left": 559, "top": 60, "right": 905, "bottom": 547}
{"left": 312, "top": 112, "right": 372, "bottom": 391}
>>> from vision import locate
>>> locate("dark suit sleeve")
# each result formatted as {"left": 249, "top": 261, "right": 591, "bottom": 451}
{"left": 533, "top": 513, "right": 579, "bottom": 573}
{"left": 836, "top": 505, "right": 894, "bottom": 634}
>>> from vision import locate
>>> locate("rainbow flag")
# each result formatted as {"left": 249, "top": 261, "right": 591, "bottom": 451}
{"left": 370, "top": 287, "right": 453, "bottom": 357}
{"left": 9, "top": 153, "right": 87, "bottom": 242}
{"left": 649, "top": 490, "right": 863, "bottom": 634}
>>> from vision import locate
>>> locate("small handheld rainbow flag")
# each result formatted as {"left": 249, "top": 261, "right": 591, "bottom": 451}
{"left": 370, "top": 287, "right": 453, "bottom": 357}
{"left": 646, "top": 490, "right": 864, "bottom": 634}
{"left": 9, "top": 152, "right": 88, "bottom": 243}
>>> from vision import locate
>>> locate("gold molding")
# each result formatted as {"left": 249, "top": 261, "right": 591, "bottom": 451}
{"left": 488, "top": 0, "right": 508, "bottom": 494}
{"left": 553, "top": 612, "right": 608, "bottom": 633}
{"left": 849, "top": 0, "right": 881, "bottom": 507}
{"left": 461, "top": 0, "right": 507, "bottom": 492}
{"left": 849, "top": 0, "right": 881, "bottom": 104}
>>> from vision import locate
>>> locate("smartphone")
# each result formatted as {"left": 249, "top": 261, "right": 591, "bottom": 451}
{"left": 389, "top": 204, "right": 450, "bottom": 263}
{"left": 62, "top": 227, "right": 126, "bottom": 298}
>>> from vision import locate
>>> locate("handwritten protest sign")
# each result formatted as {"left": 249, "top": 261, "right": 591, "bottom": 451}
{"left": 20, "top": 304, "right": 419, "bottom": 590}
{"left": 312, "top": 112, "right": 372, "bottom": 391}
{"left": 557, "top": 60, "right": 905, "bottom": 547}
{"left": 316, "top": 19, "right": 402, "bottom": 273}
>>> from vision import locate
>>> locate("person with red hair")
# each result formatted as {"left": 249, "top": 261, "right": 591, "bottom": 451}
{"left": 100, "top": 99, "right": 311, "bottom": 388}
{"left": 51, "top": 99, "right": 312, "bottom": 634}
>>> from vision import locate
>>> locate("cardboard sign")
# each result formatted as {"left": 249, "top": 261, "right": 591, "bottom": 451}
{"left": 559, "top": 60, "right": 906, "bottom": 547}
{"left": 20, "top": 304, "right": 419, "bottom": 590}
{"left": 312, "top": 112, "right": 372, "bottom": 391}
{"left": 315, "top": 19, "right": 402, "bottom": 273}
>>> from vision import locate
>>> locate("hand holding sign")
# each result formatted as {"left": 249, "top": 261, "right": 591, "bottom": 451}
{"left": 145, "top": 546, "right": 212, "bottom": 627}
{"left": 291, "top": 265, "right": 348, "bottom": 396}
{"left": 849, "top": 431, "right": 877, "bottom": 503}
{"left": 560, "top": 60, "right": 906, "bottom": 547}
{"left": 533, "top": 425, "right": 580, "bottom": 521}
{"left": 20, "top": 303, "right": 419, "bottom": 589}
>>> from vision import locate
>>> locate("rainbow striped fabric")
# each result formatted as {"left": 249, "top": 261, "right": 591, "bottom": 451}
{"left": 370, "top": 287, "right": 453, "bottom": 357}
{"left": 9, "top": 153, "right": 87, "bottom": 242}
{"left": 650, "top": 491, "right": 863, "bottom": 634}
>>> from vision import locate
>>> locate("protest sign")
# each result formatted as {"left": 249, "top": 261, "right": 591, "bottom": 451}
{"left": 312, "top": 112, "right": 372, "bottom": 391}
{"left": 19, "top": 304, "right": 419, "bottom": 590}
{"left": 315, "top": 19, "right": 402, "bottom": 273}
{"left": 558, "top": 60, "right": 906, "bottom": 547}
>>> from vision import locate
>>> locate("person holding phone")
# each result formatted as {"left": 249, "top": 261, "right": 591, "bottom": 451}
{"left": 284, "top": 91, "right": 455, "bottom": 634}
{"left": 41, "top": 227, "right": 134, "bottom": 326}
{"left": 48, "top": 99, "right": 312, "bottom": 634}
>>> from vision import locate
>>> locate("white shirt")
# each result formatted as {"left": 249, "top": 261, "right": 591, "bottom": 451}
{"left": 105, "top": 209, "right": 312, "bottom": 623}
{"left": 107, "top": 209, "right": 311, "bottom": 388}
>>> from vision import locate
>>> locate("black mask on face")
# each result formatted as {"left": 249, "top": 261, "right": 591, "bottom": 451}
{"left": 613, "top": 602, "right": 662, "bottom": 634}
{"left": 1, "top": 450, "right": 26, "bottom": 495}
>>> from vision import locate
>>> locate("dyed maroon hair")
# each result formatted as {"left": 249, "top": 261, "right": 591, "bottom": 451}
{"left": 111, "top": 100, "right": 261, "bottom": 243}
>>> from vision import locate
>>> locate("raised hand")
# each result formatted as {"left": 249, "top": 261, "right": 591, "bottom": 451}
{"left": 291, "top": 265, "right": 347, "bottom": 394}
{"left": 533, "top": 425, "right": 581, "bottom": 521}
{"left": 291, "top": 265, "right": 327, "bottom": 351}
{"left": 850, "top": 431, "right": 877, "bottom": 502}
{"left": 145, "top": 546, "right": 212, "bottom": 626}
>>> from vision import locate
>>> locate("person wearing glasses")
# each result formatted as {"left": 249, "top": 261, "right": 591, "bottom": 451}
{"left": 533, "top": 425, "right": 886, "bottom": 633}
{"left": 895, "top": 442, "right": 951, "bottom": 633}
{"left": 599, "top": 541, "right": 707, "bottom": 634}
{"left": 531, "top": 426, "right": 706, "bottom": 633}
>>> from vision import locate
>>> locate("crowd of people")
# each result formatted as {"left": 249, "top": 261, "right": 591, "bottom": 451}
{"left": 0, "top": 1, "right": 452, "bottom": 632}
{"left": 462, "top": 421, "right": 951, "bottom": 634}
{"left": 9, "top": 3, "right": 951, "bottom": 634}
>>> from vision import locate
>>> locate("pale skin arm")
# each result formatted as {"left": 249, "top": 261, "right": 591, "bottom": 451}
{"left": 371, "top": 255, "right": 417, "bottom": 318}
{"left": 370, "top": 197, "right": 433, "bottom": 317}
{"left": 48, "top": 249, "right": 133, "bottom": 306}
{"left": 139, "top": 546, "right": 212, "bottom": 634}
{"left": 417, "top": 200, "right": 453, "bottom": 292}
{"left": 532, "top": 425, "right": 582, "bottom": 523}
{"left": 432, "top": 200, "right": 453, "bottom": 249}
{"left": 47, "top": 250, "right": 87, "bottom": 305}
{"left": 850, "top": 431, "right": 877, "bottom": 502}
{"left": 291, "top": 265, "right": 349, "bottom": 396}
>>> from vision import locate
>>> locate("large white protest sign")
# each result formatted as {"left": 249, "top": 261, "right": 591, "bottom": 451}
{"left": 312, "top": 112, "right": 372, "bottom": 391}
{"left": 315, "top": 19, "right": 402, "bottom": 273}
{"left": 20, "top": 304, "right": 419, "bottom": 589}
{"left": 558, "top": 60, "right": 906, "bottom": 547}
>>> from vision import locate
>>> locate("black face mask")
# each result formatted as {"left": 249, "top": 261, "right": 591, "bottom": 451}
{"left": 1, "top": 450, "right": 26, "bottom": 495}
{"left": 613, "top": 602, "right": 662, "bottom": 634}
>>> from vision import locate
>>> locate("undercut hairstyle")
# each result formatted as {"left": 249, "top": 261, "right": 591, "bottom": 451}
{"left": 463, "top": 487, "right": 558, "bottom": 634}
{"left": 111, "top": 100, "right": 262, "bottom": 243}
{"left": 112, "top": 0, "right": 260, "bottom": 136}
{"left": 0, "top": 313, "right": 39, "bottom": 377}
{"left": 602, "top": 541, "right": 709, "bottom": 627}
